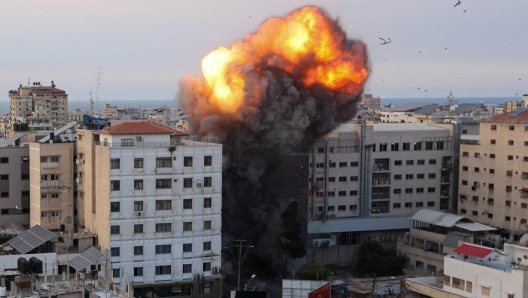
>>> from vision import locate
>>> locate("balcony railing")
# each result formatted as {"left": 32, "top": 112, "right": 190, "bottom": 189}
{"left": 96, "top": 141, "right": 171, "bottom": 148}
{"left": 373, "top": 164, "right": 390, "bottom": 171}
{"left": 41, "top": 180, "right": 61, "bottom": 188}
{"left": 521, "top": 192, "right": 528, "bottom": 198}
{"left": 372, "top": 180, "right": 390, "bottom": 186}
{"left": 42, "top": 162, "right": 58, "bottom": 168}
{"left": 372, "top": 193, "right": 390, "bottom": 200}
{"left": 441, "top": 177, "right": 450, "bottom": 183}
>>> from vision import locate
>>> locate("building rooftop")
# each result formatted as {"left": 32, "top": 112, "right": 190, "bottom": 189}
{"left": 411, "top": 209, "right": 466, "bottom": 227}
{"left": 371, "top": 123, "right": 448, "bottom": 132}
{"left": 388, "top": 102, "right": 431, "bottom": 112}
{"left": 100, "top": 120, "right": 187, "bottom": 136}
{"left": 453, "top": 243, "right": 494, "bottom": 258}
{"left": 481, "top": 107, "right": 528, "bottom": 123}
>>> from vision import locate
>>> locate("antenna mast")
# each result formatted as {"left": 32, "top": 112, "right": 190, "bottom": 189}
{"left": 95, "top": 68, "right": 103, "bottom": 112}
{"left": 89, "top": 90, "right": 94, "bottom": 115}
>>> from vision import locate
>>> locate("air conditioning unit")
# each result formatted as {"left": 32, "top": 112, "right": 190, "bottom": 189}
{"left": 76, "top": 159, "right": 84, "bottom": 165}
{"left": 136, "top": 135, "right": 144, "bottom": 141}
{"left": 134, "top": 211, "right": 143, "bottom": 216}
{"left": 76, "top": 177, "right": 82, "bottom": 183}
{"left": 197, "top": 182, "right": 202, "bottom": 187}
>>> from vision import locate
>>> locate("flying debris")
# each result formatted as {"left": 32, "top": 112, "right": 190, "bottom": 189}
{"left": 379, "top": 37, "right": 391, "bottom": 45}
{"left": 463, "top": 10, "right": 466, "bottom": 12}
{"left": 419, "top": 51, "right": 421, "bottom": 54}
{"left": 418, "top": 87, "right": 421, "bottom": 90}
{"left": 445, "top": 48, "right": 448, "bottom": 50}
{"left": 454, "top": 0, "right": 462, "bottom": 7}
{"left": 519, "top": 79, "right": 522, "bottom": 81}
{"left": 425, "top": 90, "right": 428, "bottom": 92}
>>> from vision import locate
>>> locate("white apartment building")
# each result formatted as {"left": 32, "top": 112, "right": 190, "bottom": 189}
{"left": 307, "top": 123, "right": 455, "bottom": 265}
{"left": 76, "top": 121, "right": 222, "bottom": 297}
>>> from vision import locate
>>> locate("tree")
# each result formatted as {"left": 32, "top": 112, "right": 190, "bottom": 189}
{"left": 280, "top": 201, "right": 306, "bottom": 259}
{"left": 296, "top": 265, "right": 332, "bottom": 280}
{"left": 354, "top": 241, "right": 409, "bottom": 277}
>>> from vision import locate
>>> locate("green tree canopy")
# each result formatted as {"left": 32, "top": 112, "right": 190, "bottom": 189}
{"left": 280, "top": 201, "right": 306, "bottom": 259}
{"left": 296, "top": 265, "right": 332, "bottom": 280}
{"left": 354, "top": 241, "right": 409, "bottom": 277}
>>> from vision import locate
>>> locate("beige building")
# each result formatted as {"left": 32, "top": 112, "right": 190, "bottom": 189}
{"left": 7, "top": 81, "right": 68, "bottom": 136}
{"left": 29, "top": 142, "right": 75, "bottom": 233}
{"left": 458, "top": 108, "right": 528, "bottom": 233}
{"left": 103, "top": 103, "right": 118, "bottom": 117}
{"left": 361, "top": 94, "right": 381, "bottom": 110}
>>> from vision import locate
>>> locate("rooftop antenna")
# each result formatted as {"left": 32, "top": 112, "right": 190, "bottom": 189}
{"left": 94, "top": 68, "right": 103, "bottom": 112}
{"left": 89, "top": 90, "right": 94, "bottom": 116}
{"left": 447, "top": 91, "right": 455, "bottom": 104}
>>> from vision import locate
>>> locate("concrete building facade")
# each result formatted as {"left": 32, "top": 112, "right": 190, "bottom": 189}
{"left": 458, "top": 109, "right": 528, "bottom": 234}
{"left": 76, "top": 121, "right": 223, "bottom": 297}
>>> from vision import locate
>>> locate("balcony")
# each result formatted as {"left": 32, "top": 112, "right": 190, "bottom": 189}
{"left": 41, "top": 180, "right": 61, "bottom": 188}
{"left": 373, "top": 164, "right": 390, "bottom": 172}
{"left": 442, "top": 162, "right": 452, "bottom": 170}
{"left": 440, "top": 191, "right": 449, "bottom": 197}
{"left": 371, "top": 207, "right": 389, "bottom": 214}
{"left": 440, "top": 177, "right": 450, "bottom": 183}
{"left": 372, "top": 180, "right": 390, "bottom": 186}
{"left": 96, "top": 140, "right": 171, "bottom": 148}
{"left": 42, "top": 162, "right": 58, "bottom": 168}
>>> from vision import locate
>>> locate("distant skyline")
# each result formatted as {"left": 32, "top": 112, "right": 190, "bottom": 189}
{"left": 1, "top": 1, "right": 527, "bottom": 102}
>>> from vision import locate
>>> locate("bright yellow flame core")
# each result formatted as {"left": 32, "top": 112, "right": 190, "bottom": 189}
{"left": 201, "top": 7, "right": 368, "bottom": 114}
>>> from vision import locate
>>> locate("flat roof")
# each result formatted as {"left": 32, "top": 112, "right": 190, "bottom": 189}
{"left": 455, "top": 222, "right": 496, "bottom": 232}
{"left": 388, "top": 102, "right": 431, "bottom": 112}
{"left": 308, "top": 216, "right": 411, "bottom": 234}
{"left": 411, "top": 209, "right": 468, "bottom": 228}
{"left": 371, "top": 123, "right": 449, "bottom": 132}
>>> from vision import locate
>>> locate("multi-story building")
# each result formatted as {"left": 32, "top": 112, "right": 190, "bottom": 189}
{"left": 69, "top": 109, "right": 85, "bottom": 123}
{"left": 361, "top": 94, "right": 381, "bottom": 110}
{"left": 0, "top": 134, "right": 30, "bottom": 229}
{"left": 306, "top": 123, "right": 455, "bottom": 265}
{"left": 29, "top": 141, "right": 75, "bottom": 233}
{"left": 7, "top": 81, "right": 68, "bottom": 136}
{"left": 76, "top": 120, "right": 223, "bottom": 297}
{"left": 458, "top": 108, "right": 528, "bottom": 234}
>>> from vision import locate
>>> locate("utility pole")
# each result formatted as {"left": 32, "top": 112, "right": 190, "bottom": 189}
{"left": 226, "top": 240, "right": 253, "bottom": 291}
{"left": 94, "top": 68, "right": 103, "bottom": 112}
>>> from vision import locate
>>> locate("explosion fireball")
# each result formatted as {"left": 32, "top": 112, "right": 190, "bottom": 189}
{"left": 177, "top": 6, "right": 368, "bottom": 275}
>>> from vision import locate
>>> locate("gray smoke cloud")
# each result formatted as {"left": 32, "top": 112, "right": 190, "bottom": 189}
{"left": 175, "top": 6, "right": 368, "bottom": 276}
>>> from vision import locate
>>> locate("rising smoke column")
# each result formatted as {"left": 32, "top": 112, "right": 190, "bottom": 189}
{"left": 176, "top": 6, "right": 368, "bottom": 272}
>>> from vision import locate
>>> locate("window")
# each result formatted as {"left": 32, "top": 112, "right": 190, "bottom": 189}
{"left": 134, "top": 224, "right": 143, "bottom": 234}
{"left": 462, "top": 151, "right": 469, "bottom": 157}
{"left": 417, "top": 174, "right": 424, "bottom": 179}
{"left": 134, "top": 180, "right": 144, "bottom": 190}
{"left": 328, "top": 191, "right": 335, "bottom": 197}
{"left": 41, "top": 193, "right": 48, "bottom": 199}
{"left": 508, "top": 140, "right": 514, "bottom": 145}
{"left": 134, "top": 267, "right": 143, "bottom": 277}
{"left": 328, "top": 177, "right": 336, "bottom": 182}
{"left": 183, "top": 199, "right": 192, "bottom": 209}
{"left": 490, "top": 154, "right": 495, "bottom": 159}
{"left": 350, "top": 205, "right": 358, "bottom": 211}
{"left": 405, "top": 188, "right": 413, "bottom": 194}
{"left": 351, "top": 162, "right": 359, "bottom": 167}
{"left": 204, "top": 156, "right": 212, "bottom": 166}
{"left": 110, "top": 202, "right": 120, "bottom": 212}
{"left": 393, "top": 203, "right": 401, "bottom": 208}
{"left": 379, "top": 143, "right": 387, "bottom": 151}
{"left": 0, "top": 175, "right": 7, "bottom": 180}
{"left": 338, "top": 191, "right": 347, "bottom": 196}
{"left": 155, "top": 223, "right": 172, "bottom": 232}
{"left": 51, "top": 193, "right": 60, "bottom": 199}
{"left": 403, "top": 143, "right": 410, "bottom": 151}
{"left": 155, "top": 265, "right": 171, "bottom": 275}
{"left": 329, "top": 162, "right": 336, "bottom": 168}
{"left": 183, "top": 222, "right": 193, "bottom": 231}
{"left": 406, "top": 174, "right": 413, "bottom": 180}
{"left": 134, "top": 158, "right": 143, "bottom": 168}
{"left": 183, "top": 178, "right": 193, "bottom": 188}
{"left": 0, "top": 157, "right": 8, "bottom": 163}
{"left": 204, "top": 177, "right": 212, "bottom": 187}
{"left": 111, "top": 247, "right": 120, "bottom": 257}
{"left": 506, "top": 200, "right": 511, "bottom": 206}
{"left": 183, "top": 243, "right": 192, "bottom": 253}
{"left": 155, "top": 244, "right": 171, "bottom": 254}
{"left": 350, "top": 176, "right": 358, "bottom": 181}
{"left": 491, "top": 139, "right": 496, "bottom": 144}
{"left": 110, "top": 225, "right": 120, "bottom": 235}
{"left": 425, "top": 142, "right": 433, "bottom": 150}
{"left": 416, "top": 188, "right": 424, "bottom": 193}
{"left": 522, "top": 203, "right": 527, "bottom": 209}
{"left": 316, "top": 163, "right": 324, "bottom": 168}
{"left": 509, "top": 125, "right": 515, "bottom": 131}
{"left": 121, "top": 139, "right": 134, "bottom": 147}
{"left": 203, "top": 241, "right": 212, "bottom": 251}
{"left": 429, "top": 159, "right": 436, "bottom": 165}
{"left": 338, "top": 205, "right": 346, "bottom": 211}
{"left": 481, "top": 286, "right": 490, "bottom": 296}
{"left": 350, "top": 190, "right": 358, "bottom": 196}
{"left": 491, "top": 125, "right": 496, "bottom": 130}
{"left": 183, "top": 264, "right": 192, "bottom": 274}
{"left": 204, "top": 197, "right": 212, "bottom": 208}
{"left": 328, "top": 206, "right": 335, "bottom": 211}
{"left": 416, "top": 202, "right": 423, "bottom": 207}
{"left": 406, "top": 160, "right": 414, "bottom": 165}
{"left": 156, "top": 179, "right": 172, "bottom": 189}
{"left": 391, "top": 143, "right": 399, "bottom": 151}
{"left": 414, "top": 142, "right": 422, "bottom": 150}
{"left": 21, "top": 174, "right": 29, "bottom": 180}
{"left": 463, "top": 166, "right": 468, "bottom": 171}
{"left": 427, "top": 201, "right": 435, "bottom": 207}
{"left": 417, "top": 159, "right": 425, "bottom": 165}
{"left": 204, "top": 220, "right": 212, "bottom": 230}
{"left": 156, "top": 157, "right": 172, "bottom": 167}
{"left": 428, "top": 173, "right": 436, "bottom": 179}
{"left": 490, "top": 169, "right": 495, "bottom": 174}
{"left": 112, "top": 268, "right": 120, "bottom": 278}
{"left": 339, "top": 162, "right": 347, "bottom": 168}
{"left": 405, "top": 203, "right": 412, "bottom": 208}
{"left": 460, "top": 209, "right": 467, "bottom": 214}
{"left": 428, "top": 187, "right": 435, "bottom": 193}
{"left": 134, "top": 201, "right": 144, "bottom": 211}
{"left": 41, "top": 211, "right": 48, "bottom": 217}
{"left": 110, "top": 180, "right": 120, "bottom": 191}
{"left": 0, "top": 192, "right": 8, "bottom": 198}
{"left": 462, "top": 180, "right": 468, "bottom": 185}
{"left": 156, "top": 200, "right": 172, "bottom": 210}
{"left": 437, "top": 142, "right": 444, "bottom": 150}
{"left": 339, "top": 176, "right": 347, "bottom": 182}
{"left": 184, "top": 156, "right": 193, "bottom": 167}
{"left": 394, "top": 160, "right": 402, "bottom": 166}
{"left": 394, "top": 174, "right": 402, "bottom": 180}
{"left": 506, "top": 216, "right": 511, "bottom": 221}
{"left": 203, "top": 262, "right": 211, "bottom": 272}
{"left": 474, "top": 167, "right": 479, "bottom": 172}
{"left": 393, "top": 189, "right": 401, "bottom": 194}
{"left": 110, "top": 158, "right": 120, "bottom": 169}
{"left": 200, "top": 283, "right": 213, "bottom": 295}
{"left": 489, "top": 183, "right": 494, "bottom": 190}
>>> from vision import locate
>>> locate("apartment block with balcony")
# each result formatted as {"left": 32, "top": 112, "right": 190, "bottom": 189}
{"left": 0, "top": 134, "right": 30, "bottom": 229}
{"left": 76, "top": 120, "right": 222, "bottom": 298}
{"left": 306, "top": 123, "right": 456, "bottom": 265}
{"left": 29, "top": 141, "right": 75, "bottom": 233}
{"left": 458, "top": 108, "right": 528, "bottom": 235}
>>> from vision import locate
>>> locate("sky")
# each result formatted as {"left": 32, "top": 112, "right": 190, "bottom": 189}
{"left": 1, "top": 0, "right": 527, "bottom": 102}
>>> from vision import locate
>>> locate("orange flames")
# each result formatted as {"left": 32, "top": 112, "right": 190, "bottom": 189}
{"left": 200, "top": 6, "right": 368, "bottom": 114}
